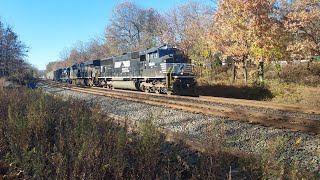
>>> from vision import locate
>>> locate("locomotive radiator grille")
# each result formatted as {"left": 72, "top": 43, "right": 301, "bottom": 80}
{"left": 160, "top": 63, "right": 192, "bottom": 74}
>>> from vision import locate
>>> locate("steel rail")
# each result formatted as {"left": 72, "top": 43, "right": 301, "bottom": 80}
{"left": 56, "top": 85, "right": 320, "bottom": 134}
{"left": 91, "top": 86, "right": 320, "bottom": 115}
{"left": 46, "top": 81, "right": 320, "bottom": 115}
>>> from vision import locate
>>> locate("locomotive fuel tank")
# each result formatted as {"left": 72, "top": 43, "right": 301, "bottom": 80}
{"left": 108, "top": 80, "right": 140, "bottom": 90}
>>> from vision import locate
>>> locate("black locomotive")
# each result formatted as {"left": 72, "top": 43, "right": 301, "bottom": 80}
{"left": 49, "top": 45, "right": 197, "bottom": 95}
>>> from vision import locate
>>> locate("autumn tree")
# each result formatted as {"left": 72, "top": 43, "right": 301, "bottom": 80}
{"left": 46, "top": 61, "right": 67, "bottom": 72}
{"left": 214, "top": 0, "right": 253, "bottom": 83}
{"left": 46, "top": 36, "right": 111, "bottom": 72}
{"left": 214, "top": 0, "right": 287, "bottom": 83}
{"left": 285, "top": 0, "right": 320, "bottom": 61}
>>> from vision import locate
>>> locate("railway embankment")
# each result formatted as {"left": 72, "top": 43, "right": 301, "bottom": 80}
{"left": 38, "top": 82, "right": 320, "bottom": 178}
{"left": 0, "top": 86, "right": 296, "bottom": 179}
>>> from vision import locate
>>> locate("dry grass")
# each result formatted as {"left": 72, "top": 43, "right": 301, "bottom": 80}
{"left": 197, "top": 62, "right": 320, "bottom": 106}
{"left": 278, "top": 62, "right": 320, "bottom": 86}
{"left": 0, "top": 88, "right": 235, "bottom": 179}
{"left": 0, "top": 88, "right": 318, "bottom": 179}
{"left": 300, "top": 87, "right": 320, "bottom": 106}
{"left": 265, "top": 79, "right": 320, "bottom": 106}
{"left": 0, "top": 78, "right": 6, "bottom": 90}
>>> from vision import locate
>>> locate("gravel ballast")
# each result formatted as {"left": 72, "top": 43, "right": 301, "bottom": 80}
{"left": 40, "top": 85, "right": 320, "bottom": 173}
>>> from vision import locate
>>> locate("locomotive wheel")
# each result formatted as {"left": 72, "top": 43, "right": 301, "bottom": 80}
{"left": 155, "top": 88, "right": 160, "bottom": 94}
{"left": 142, "top": 85, "right": 148, "bottom": 93}
{"left": 145, "top": 87, "right": 149, "bottom": 93}
{"left": 150, "top": 86, "right": 155, "bottom": 93}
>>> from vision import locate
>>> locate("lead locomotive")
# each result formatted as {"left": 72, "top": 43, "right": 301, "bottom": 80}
{"left": 50, "top": 45, "right": 197, "bottom": 95}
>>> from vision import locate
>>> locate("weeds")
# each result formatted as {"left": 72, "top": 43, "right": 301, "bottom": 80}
{"left": 279, "top": 62, "right": 320, "bottom": 86}
{"left": 264, "top": 79, "right": 303, "bottom": 104}
{"left": 197, "top": 62, "right": 320, "bottom": 106}
{"left": 256, "top": 135, "right": 318, "bottom": 180}
{"left": 0, "top": 88, "right": 318, "bottom": 179}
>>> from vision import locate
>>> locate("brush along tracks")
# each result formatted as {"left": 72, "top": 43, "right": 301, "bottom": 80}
{"left": 45, "top": 81, "right": 320, "bottom": 134}
{"left": 40, "top": 83, "right": 250, "bottom": 171}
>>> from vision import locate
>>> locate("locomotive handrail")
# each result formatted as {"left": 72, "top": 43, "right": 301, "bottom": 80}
{"left": 166, "top": 66, "right": 172, "bottom": 89}
{"left": 169, "top": 65, "right": 174, "bottom": 89}
{"left": 166, "top": 66, "right": 174, "bottom": 90}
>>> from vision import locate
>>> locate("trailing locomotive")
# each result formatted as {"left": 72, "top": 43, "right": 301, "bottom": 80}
{"left": 48, "top": 45, "right": 197, "bottom": 95}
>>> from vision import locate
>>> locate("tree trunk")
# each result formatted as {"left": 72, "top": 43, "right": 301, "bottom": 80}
{"left": 242, "top": 58, "right": 247, "bottom": 85}
{"left": 232, "top": 60, "right": 236, "bottom": 83}
{"left": 258, "top": 61, "right": 264, "bottom": 83}
{"left": 210, "top": 58, "right": 214, "bottom": 81}
{"left": 198, "top": 64, "right": 202, "bottom": 78}
{"left": 307, "top": 58, "right": 313, "bottom": 71}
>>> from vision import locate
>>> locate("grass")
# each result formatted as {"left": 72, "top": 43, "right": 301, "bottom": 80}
{"left": 0, "top": 88, "right": 230, "bottom": 179}
{"left": 196, "top": 62, "right": 320, "bottom": 106}
{"left": 0, "top": 87, "right": 318, "bottom": 179}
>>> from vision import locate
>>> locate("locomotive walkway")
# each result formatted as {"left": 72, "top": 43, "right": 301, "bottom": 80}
{"left": 45, "top": 81, "right": 320, "bottom": 134}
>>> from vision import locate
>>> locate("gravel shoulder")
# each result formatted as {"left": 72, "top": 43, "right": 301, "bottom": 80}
{"left": 40, "top": 84, "right": 320, "bottom": 173}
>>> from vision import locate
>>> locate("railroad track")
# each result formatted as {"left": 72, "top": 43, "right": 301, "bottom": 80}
{"left": 43, "top": 81, "right": 320, "bottom": 134}
{"left": 40, "top": 81, "right": 249, "bottom": 156}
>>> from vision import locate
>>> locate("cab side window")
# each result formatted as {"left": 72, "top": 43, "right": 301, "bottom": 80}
{"left": 147, "top": 51, "right": 158, "bottom": 61}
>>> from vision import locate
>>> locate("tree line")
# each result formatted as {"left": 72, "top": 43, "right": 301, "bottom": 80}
{"left": 0, "top": 19, "right": 33, "bottom": 80}
{"left": 47, "top": 0, "right": 319, "bottom": 82}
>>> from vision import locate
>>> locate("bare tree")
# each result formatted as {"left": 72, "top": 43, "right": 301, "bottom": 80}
{"left": 162, "top": 2, "right": 214, "bottom": 76}
{"left": 0, "top": 20, "right": 28, "bottom": 77}
{"left": 86, "top": 36, "right": 110, "bottom": 59}
{"left": 59, "top": 47, "right": 70, "bottom": 62}
{"left": 105, "top": 1, "right": 162, "bottom": 54}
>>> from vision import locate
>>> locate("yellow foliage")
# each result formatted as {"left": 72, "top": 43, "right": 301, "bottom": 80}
{"left": 295, "top": 137, "right": 302, "bottom": 146}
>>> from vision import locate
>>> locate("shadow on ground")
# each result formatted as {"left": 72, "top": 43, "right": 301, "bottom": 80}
{"left": 197, "top": 84, "right": 273, "bottom": 100}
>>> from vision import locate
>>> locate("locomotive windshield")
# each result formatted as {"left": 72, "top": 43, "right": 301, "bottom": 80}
{"left": 158, "top": 48, "right": 182, "bottom": 57}
{"left": 158, "top": 47, "right": 190, "bottom": 63}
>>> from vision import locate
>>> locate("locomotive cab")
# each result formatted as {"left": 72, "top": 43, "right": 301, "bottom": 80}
{"left": 141, "top": 45, "right": 196, "bottom": 95}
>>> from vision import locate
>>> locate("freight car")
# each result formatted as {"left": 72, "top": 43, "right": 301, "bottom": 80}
{"left": 49, "top": 45, "right": 197, "bottom": 95}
